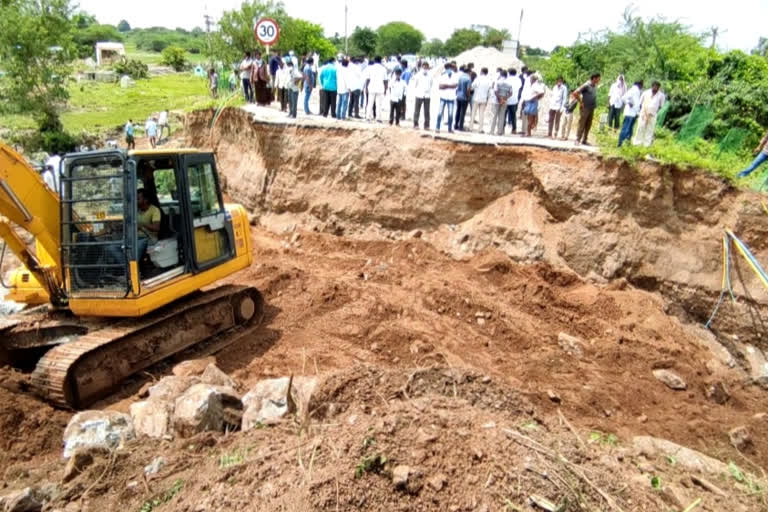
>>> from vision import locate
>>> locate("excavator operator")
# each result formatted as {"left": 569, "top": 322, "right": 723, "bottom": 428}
{"left": 104, "top": 188, "right": 159, "bottom": 267}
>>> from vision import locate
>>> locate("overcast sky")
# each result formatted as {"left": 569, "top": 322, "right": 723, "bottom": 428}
{"left": 78, "top": 0, "right": 765, "bottom": 53}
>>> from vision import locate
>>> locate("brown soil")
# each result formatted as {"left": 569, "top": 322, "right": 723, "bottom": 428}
{"left": 1, "top": 109, "right": 767, "bottom": 510}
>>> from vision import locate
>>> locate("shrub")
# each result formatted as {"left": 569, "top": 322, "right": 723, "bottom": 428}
{"left": 161, "top": 46, "right": 187, "bottom": 72}
{"left": 113, "top": 57, "right": 148, "bottom": 79}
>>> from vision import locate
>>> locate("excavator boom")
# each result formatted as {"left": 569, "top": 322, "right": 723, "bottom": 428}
{"left": 0, "top": 142, "right": 66, "bottom": 304}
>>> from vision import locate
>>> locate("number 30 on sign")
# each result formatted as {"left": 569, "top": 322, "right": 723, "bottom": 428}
{"left": 254, "top": 18, "right": 280, "bottom": 46}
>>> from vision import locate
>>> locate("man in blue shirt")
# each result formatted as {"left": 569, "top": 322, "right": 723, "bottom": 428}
{"left": 319, "top": 59, "right": 338, "bottom": 118}
{"left": 268, "top": 50, "right": 281, "bottom": 101}
{"left": 302, "top": 57, "right": 316, "bottom": 115}
{"left": 454, "top": 65, "right": 472, "bottom": 131}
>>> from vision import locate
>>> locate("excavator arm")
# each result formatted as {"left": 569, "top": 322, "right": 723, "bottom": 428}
{"left": 0, "top": 141, "right": 66, "bottom": 305}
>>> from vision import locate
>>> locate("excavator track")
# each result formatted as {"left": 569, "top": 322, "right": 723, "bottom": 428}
{"left": 31, "top": 284, "right": 264, "bottom": 409}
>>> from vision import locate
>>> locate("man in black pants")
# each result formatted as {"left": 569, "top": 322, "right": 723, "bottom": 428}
{"left": 572, "top": 72, "right": 602, "bottom": 146}
{"left": 412, "top": 61, "right": 432, "bottom": 130}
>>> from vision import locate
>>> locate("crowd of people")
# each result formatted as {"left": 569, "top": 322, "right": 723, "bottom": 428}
{"left": 224, "top": 50, "right": 668, "bottom": 148}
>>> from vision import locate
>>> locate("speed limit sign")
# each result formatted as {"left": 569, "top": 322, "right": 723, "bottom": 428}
{"left": 254, "top": 18, "right": 280, "bottom": 46}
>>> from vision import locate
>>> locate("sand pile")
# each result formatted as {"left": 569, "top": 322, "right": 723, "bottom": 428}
{"left": 451, "top": 46, "right": 525, "bottom": 73}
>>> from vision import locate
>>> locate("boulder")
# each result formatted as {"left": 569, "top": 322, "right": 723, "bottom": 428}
{"left": 241, "top": 376, "right": 317, "bottom": 431}
{"left": 728, "top": 425, "right": 752, "bottom": 452}
{"left": 172, "top": 357, "right": 217, "bottom": 377}
{"left": 147, "top": 375, "right": 200, "bottom": 402}
{"left": 172, "top": 384, "right": 242, "bottom": 437}
{"left": 201, "top": 364, "right": 236, "bottom": 389}
{"left": 652, "top": 369, "right": 687, "bottom": 390}
{"left": 63, "top": 411, "right": 135, "bottom": 459}
{"left": 130, "top": 400, "right": 173, "bottom": 439}
{"left": 633, "top": 436, "right": 728, "bottom": 475}
{"left": 738, "top": 344, "right": 768, "bottom": 388}
{"left": 4, "top": 484, "right": 58, "bottom": 512}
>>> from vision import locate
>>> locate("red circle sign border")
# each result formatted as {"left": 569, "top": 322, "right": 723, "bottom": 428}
{"left": 254, "top": 17, "right": 280, "bottom": 46}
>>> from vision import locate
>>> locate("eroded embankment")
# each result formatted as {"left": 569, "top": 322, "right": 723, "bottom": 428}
{"left": 186, "top": 108, "right": 768, "bottom": 348}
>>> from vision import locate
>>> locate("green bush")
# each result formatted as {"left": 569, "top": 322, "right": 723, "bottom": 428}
{"left": 16, "top": 129, "right": 81, "bottom": 154}
{"left": 114, "top": 57, "right": 149, "bottom": 78}
{"left": 161, "top": 46, "right": 187, "bottom": 72}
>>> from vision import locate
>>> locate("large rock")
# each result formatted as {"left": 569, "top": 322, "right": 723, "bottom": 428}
{"left": 147, "top": 375, "right": 200, "bottom": 402}
{"left": 633, "top": 436, "right": 728, "bottom": 475}
{"left": 130, "top": 400, "right": 173, "bottom": 439}
{"left": 738, "top": 344, "right": 768, "bottom": 388}
{"left": 63, "top": 411, "right": 135, "bottom": 459}
{"left": 172, "top": 357, "right": 217, "bottom": 377}
{"left": 172, "top": 384, "right": 242, "bottom": 437}
{"left": 652, "top": 369, "right": 687, "bottom": 390}
{"left": 241, "top": 376, "right": 317, "bottom": 431}
{"left": 2, "top": 484, "right": 58, "bottom": 512}
{"left": 201, "top": 364, "right": 237, "bottom": 389}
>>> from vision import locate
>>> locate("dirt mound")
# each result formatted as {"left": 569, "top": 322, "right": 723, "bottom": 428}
{"left": 186, "top": 107, "right": 768, "bottom": 351}
{"left": 0, "top": 368, "right": 69, "bottom": 470}
{"left": 451, "top": 45, "right": 525, "bottom": 72}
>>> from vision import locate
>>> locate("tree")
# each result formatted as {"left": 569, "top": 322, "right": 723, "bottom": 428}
{"left": 161, "top": 45, "right": 187, "bottom": 71}
{"left": 349, "top": 26, "right": 377, "bottom": 56}
{"left": 483, "top": 28, "right": 510, "bottom": 51}
{"left": 421, "top": 38, "right": 445, "bottom": 57}
{"left": 0, "top": 0, "right": 76, "bottom": 132}
{"left": 376, "top": 21, "right": 423, "bottom": 56}
{"left": 117, "top": 19, "right": 131, "bottom": 32}
{"left": 211, "top": 1, "right": 337, "bottom": 65}
{"left": 444, "top": 28, "right": 483, "bottom": 57}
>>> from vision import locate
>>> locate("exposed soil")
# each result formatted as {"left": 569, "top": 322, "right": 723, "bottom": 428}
{"left": 1, "top": 108, "right": 767, "bottom": 511}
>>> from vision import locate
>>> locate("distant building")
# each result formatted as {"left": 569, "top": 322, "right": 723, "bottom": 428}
{"left": 95, "top": 42, "right": 126, "bottom": 67}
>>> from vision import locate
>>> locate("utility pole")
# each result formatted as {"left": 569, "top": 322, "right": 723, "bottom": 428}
{"left": 204, "top": 11, "right": 213, "bottom": 66}
{"left": 344, "top": 0, "right": 349, "bottom": 55}
{"left": 516, "top": 8, "right": 524, "bottom": 59}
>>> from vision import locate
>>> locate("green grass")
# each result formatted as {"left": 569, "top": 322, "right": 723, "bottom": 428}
{"left": 595, "top": 125, "right": 757, "bottom": 186}
{"left": 64, "top": 74, "right": 211, "bottom": 133}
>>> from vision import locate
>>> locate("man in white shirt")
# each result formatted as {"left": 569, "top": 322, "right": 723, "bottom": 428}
{"left": 365, "top": 56, "right": 388, "bottom": 122}
{"left": 469, "top": 67, "right": 491, "bottom": 133}
{"left": 436, "top": 63, "right": 458, "bottom": 133}
{"left": 157, "top": 110, "right": 170, "bottom": 140}
{"left": 411, "top": 61, "right": 432, "bottom": 130}
{"left": 388, "top": 69, "right": 406, "bottom": 125}
{"left": 518, "top": 71, "right": 532, "bottom": 134}
{"left": 633, "top": 81, "right": 665, "bottom": 147}
{"left": 336, "top": 59, "right": 350, "bottom": 120}
{"left": 608, "top": 75, "right": 626, "bottom": 130}
{"left": 547, "top": 76, "right": 568, "bottom": 138}
{"left": 239, "top": 52, "right": 254, "bottom": 102}
{"left": 522, "top": 74, "right": 545, "bottom": 137}
{"left": 43, "top": 154, "right": 61, "bottom": 193}
{"left": 505, "top": 69, "right": 522, "bottom": 133}
{"left": 347, "top": 58, "right": 364, "bottom": 119}
{"left": 617, "top": 80, "right": 643, "bottom": 147}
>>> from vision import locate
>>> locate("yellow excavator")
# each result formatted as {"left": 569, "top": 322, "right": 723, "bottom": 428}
{"left": 0, "top": 141, "right": 263, "bottom": 409}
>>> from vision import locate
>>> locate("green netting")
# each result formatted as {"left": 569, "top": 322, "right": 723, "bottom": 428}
{"left": 715, "top": 127, "right": 749, "bottom": 159}
{"left": 677, "top": 105, "right": 715, "bottom": 143}
{"left": 655, "top": 101, "right": 671, "bottom": 127}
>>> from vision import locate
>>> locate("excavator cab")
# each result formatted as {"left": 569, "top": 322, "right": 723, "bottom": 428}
{"left": 59, "top": 149, "right": 242, "bottom": 311}
{"left": 61, "top": 150, "right": 235, "bottom": 301}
